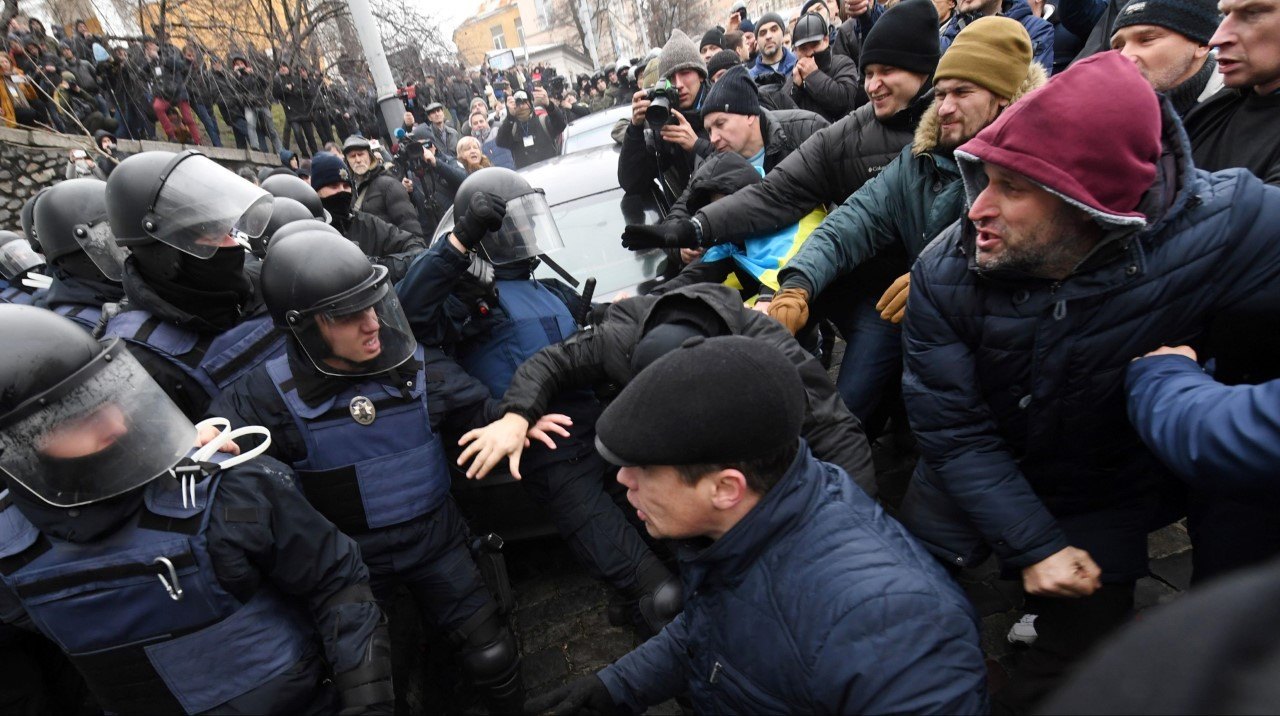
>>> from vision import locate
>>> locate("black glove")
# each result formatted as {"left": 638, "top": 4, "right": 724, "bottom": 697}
{"left": 454, "top": 191, "right": 507, "bottom": 250}
{"left": 621, "top": 219, "right": 698, "bottom": 251}
{"left": 523, "top": 674, "right": 621, "bottom": 715}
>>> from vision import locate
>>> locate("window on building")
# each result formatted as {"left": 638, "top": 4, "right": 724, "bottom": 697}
{"left": 491, "top": 25, "right": 507, "bottom": 49}
{"left": 535, "top": 0, "right": 554, "bottom": 29}
{"left": 515, "top": 17, "right": 525, "bottom": 47}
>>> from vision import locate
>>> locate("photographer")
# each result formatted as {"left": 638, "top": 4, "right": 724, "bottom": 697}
{"left": 618, "top": 29, "right": 713, "bottom": 200}
{"left": 397, "top": 127, "right": 466, "bottom": 231}
{"left": 494, "top": 86, "right": 566, "bottom": 168}
{"left": 343, "top": 135, "right": 424, "bottom": 234}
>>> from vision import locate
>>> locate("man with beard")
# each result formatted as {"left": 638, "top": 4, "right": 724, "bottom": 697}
{"left": 748, "top": 13, "right": 798, "bottom": 81}
{"left": 310, "top": 152, "right": 426, "bottom": 283}
{"left": 769, "top": 19, "right": 1044, "bottom": 438}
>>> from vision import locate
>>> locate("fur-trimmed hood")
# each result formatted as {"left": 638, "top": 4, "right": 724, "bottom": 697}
{"left": 911, "top": 61, "right": 1048, "bottom": 155}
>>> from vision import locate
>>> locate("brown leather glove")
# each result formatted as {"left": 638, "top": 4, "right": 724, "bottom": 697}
{"left": 876, "top": 273, "right": 910, "bottom": 324}
{"left": 768, "top": 287, "right": 810, "bottom": 335}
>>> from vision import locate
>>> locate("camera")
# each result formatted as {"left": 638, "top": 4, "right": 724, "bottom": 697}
{"left": 392, "top": 127, "right": 430, "bottom": 178}
{"left": 644, "top": 79, "right": 678, "bottom": 128}
{"left": 546, "top": 74, "right": 567, "bottom": 101}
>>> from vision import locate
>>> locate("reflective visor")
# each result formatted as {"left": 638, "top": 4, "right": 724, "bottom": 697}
{"left": 480, "top": 190, "right": 565, "bottom": 265}
{"left": 146, "top": 154, "right": 274, "bottom": 258}
{"left": 0, "top": 340, "right": 196, "bottom": 507}
{"left": 77, "top": 221, "right": 128, "bottom": 281}
{"left": 287, "top": 266, "right": 417, "bottom": 378}
{"left": 0, "top": 238, "right": 45, "bottom": 280}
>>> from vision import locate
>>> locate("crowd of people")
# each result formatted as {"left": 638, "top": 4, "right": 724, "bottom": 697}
{"left": 0, "top": 0, "right": 1279, "bottom": 713}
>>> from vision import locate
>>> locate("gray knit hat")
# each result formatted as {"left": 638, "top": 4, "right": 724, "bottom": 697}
{"left": 659, "top": 29, "right": 708, "bottom": 79}
{"left": 1112, "top": 0, "right": 1221, "bottom": 45}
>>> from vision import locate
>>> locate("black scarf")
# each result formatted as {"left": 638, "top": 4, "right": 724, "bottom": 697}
{"left": 1167, "top": 56, "right": 1217, "bottom": 118}
{"left": 126, "top": 246, "right": 253, "bottom": 331}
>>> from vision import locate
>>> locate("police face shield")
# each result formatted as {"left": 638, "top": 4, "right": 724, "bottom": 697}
{"left": 76, "top": 221, "right": 128, "bottom": 282}
{"left": 144, "top": 154, "right": 273, "bottom": 259}
{"left": 0, "top": 238, "right": 45, "bottom": 281}
{"left": 0, "top": 340, "right": 197, "bottom": 507}
{"left": 285, "top": 265, "right": 417, "bottom": 377}
{"left": 479, "top": 190, "right": 565, "bottom": 265}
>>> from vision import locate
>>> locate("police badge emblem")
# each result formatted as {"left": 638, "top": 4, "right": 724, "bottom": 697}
{"left": 349, "top": 396, "right": 376, "bottom": 425}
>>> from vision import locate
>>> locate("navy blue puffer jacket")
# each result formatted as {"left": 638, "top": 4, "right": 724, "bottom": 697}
{"left": 899, "top": 99, "right": 1280, "bottom": 581}
{"left": 598, "top": 443, "right": 988, "bottom": 714}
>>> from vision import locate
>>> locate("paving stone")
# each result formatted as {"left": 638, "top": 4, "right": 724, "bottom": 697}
{"left": 1135, "top": 575, "right": 1181, "bottom": 611}
{"left": 1148, "top": 521, "right": 1192, "bottom": 559}
{"left": 1149, "top": 550, "right": 1194, "bottom": 592}
{"left": 522, "top": 645, "right": 570, "bottom": 689}
{"left": 565, "top": 630, "right": 637, "bottom": 672}
{"left": 517, "top": 585, "right": 608, "bottom": 634}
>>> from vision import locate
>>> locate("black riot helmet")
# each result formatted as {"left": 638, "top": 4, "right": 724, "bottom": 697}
{"left": 452, "top": 167, "right": 565, "bottom": 265}
{"left": 253, "top": 197, "right": 315, "bottom": 258}
{"left": 260, "top": 173, "right": 328, "bottom": 221}
{"left": 261, "top": 229, "right": 416, "bottom": 377}
{"left": 0, "top": 230, "right": 46, "bottom": 283}
{"left": 20, "top": 187, "right": 48, "bottom": 247}
{"left": 32, "top": 178, "right": 129, "bottom": 281}
{"left": 106, "top": 150, "right": 273, "bottom": 257}
{"left": 270, "top": 219, "right": 342, "bottom": 245}
{"left": 0, "top": 305, "right": 196, "bottom": 507}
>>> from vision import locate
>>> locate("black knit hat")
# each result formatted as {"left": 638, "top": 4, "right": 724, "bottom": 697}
{"left": 595, "top": 335, "right": 805, "bottom": 467}
{"left": 707, "top": 49, "right": 742, "bottom": 78}
{"left": 702, "top": 65, "right": 760, "bottom": 116}
{"left": 859, "top": 0, "right": 941, "bottom": 74}
{"left": 756, "top": 12, "right": 786, "bottom": 34}
{"left": 701, "top": 27, "right": 725, "bottom": 50}
{"left": 1112, "top": 0, "right": 1221, "bottom": 45}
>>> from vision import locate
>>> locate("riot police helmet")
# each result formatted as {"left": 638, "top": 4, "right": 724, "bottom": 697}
{"left": 260, "top": 173, "right": 328, "bottom": 221}
{"left": 262, "top": 230, "right": 416, "bottom": 377}
{"left": 0, "top": 305, "right": 197, "bottom": 507}
{"left": 270, "top": 219, "right": 342, "bottom": 245}
{"left": 105, "top": 150, "right": 273, "bottom": 258}
{"left": 254, "top": 197, "right": 316, "bottom": 257}
{"left": 0, "top": 230, "right": 46, "bottom": 282}
{"left": 452, "top": 167, "right": 564, "bottom": 265}
{"left": 32, "top": 178, "right": 129, "bottom": 281}
{"left": 19, "top": 187, "right": 47, "bottom": 247}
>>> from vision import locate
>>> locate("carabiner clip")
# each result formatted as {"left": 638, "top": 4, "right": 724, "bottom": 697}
{"left": 154, "top": 556, "right": 184, "bottom": 601}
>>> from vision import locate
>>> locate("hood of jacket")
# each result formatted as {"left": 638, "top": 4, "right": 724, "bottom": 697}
{"left": 911, "top": 61, "right": 1047, "bottom": 156}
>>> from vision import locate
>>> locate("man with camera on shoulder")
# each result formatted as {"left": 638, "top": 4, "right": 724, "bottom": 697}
{"left": 618, "top": 29, "right": 714, "bottom": 200}
{"left": 495, "top": 85, "right": 566, "bottom": 168}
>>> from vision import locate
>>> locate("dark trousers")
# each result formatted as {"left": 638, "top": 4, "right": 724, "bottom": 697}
{"left": 0, "top": 625, "right": 87, "bottom": 714}
{"left": 1189, "top": 490, "right": 1280, "bottom": 585}
{"left": 286, "top": 118, "right": 318, "bottom": 156}
{"left": 520, "top": 450, "right": 657, "bottom": 594}
{"left": 994, "top": 583, "right": 1135, "bottom": 714}
{"left": 192, "top": 102, "right": 222, "bottom": 147}
{"left": 219, "top": 103, "right": 249, "bottom": 149}
{"left": 827, "top": 290, "right": 903, "bottom": 438}
{"left": 357, "top": 497, "right": 495, "bottom": 636}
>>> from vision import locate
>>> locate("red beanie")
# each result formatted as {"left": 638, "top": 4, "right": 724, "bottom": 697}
{"left": 956, "top": 51, "right": 1162, "bottom": 226}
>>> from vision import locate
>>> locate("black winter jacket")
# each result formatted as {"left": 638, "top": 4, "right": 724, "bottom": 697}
{"left": 668, "top": 108, "right": 829, "bottom": 222}
{"left": 694, "top": 84, "right": 933, "bottom": 245}
{"left": 788, "top": 47, "right": 862, "bottom": 123}
{"left": 339, "top": 210, "right": 428, "bottom": 284}
{"left": 898, "top": 100, "right": 1280, "bottom": 580}
{"left": 353, "top": 162, "right": 424, "bottom": 235}
{"left": 496, "top": 104, "right": 567, "bottom": 168}
{"left": 494, "top": 283, "right": 878, "bottom": 495}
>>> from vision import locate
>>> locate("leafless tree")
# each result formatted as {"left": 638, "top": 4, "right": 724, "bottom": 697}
{"left": 636, "top": 0, "right": 710, "bottom": 50}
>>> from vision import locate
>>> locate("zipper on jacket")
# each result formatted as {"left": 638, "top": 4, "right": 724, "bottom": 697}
{"left": 709, "top": 662, "right": 723, "bottom": 684}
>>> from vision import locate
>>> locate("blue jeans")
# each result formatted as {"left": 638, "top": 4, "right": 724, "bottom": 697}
{"left": 192, "top": 102, "right": 222, "bottom": 147}
{"left": 830, "top": 292, "right": 903, "bottom": 436}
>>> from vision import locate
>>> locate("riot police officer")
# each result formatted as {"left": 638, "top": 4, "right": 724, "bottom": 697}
{"left": 261, "top": 172, "right": 330, "bottom": 222}
{"left": 252, "top": 197, "right": 315, "bottom": 258}
{"left": 208, "top": 229, "right": 526, "bottom": 711}
{"left": 101, "top": 150, "right": 285, "bottom": 419}
{"left": 0, "top": 304, "right": 393, "bottom": 714}
{"left": 0, "top": 231, "right": 49, "bottom": 305}
{"left": 28, "top": 178, "right": 128, "bottom": 330}
{"left": 397, "top": 167, "right": 684, "bottom": 635}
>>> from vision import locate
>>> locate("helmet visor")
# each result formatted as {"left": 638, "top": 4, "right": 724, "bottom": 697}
{"left": 287, "top": 267, "right": 417, "bottom": 378}
{"left": 148, "top": 154, "right": 274, "bottom": 258}
{"left": 480, "top": 190, "right": 565, "bottom": 265}
{"left": 78, "top": 221, "right": 129, "bottom": 282}
{"left": 0, "top": 340, "right": 196, "bottom": 507}
{"left": 0, "top": 238, "right": 45, "bottom": 280}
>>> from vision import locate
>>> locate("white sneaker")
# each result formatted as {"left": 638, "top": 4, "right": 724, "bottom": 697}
{"left": 1007, "top": 614, "right": 1039, "bottom": 645}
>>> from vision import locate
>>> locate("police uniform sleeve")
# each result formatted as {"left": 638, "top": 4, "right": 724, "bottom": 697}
{"left": 421, "top": 347, "right": 502, "bottom": 435}
{"left": 207, "top": 460, "right": 394, "bottom": 713}
{"left": 205, "top": 365, "right": 304, "bottom": 464}
{"left": 496, "top": 324, "right": 613, "bottom": 423}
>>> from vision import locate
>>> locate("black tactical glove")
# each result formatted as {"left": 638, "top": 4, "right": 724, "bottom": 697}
{"left": 621, "top": 218, "right": 699, "bottom": 251}
{"left": 454, "top": 191, "right": 508, "bottom": 250}
{"left": 523, "top": 674, "right": 622, "bottom": 715}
